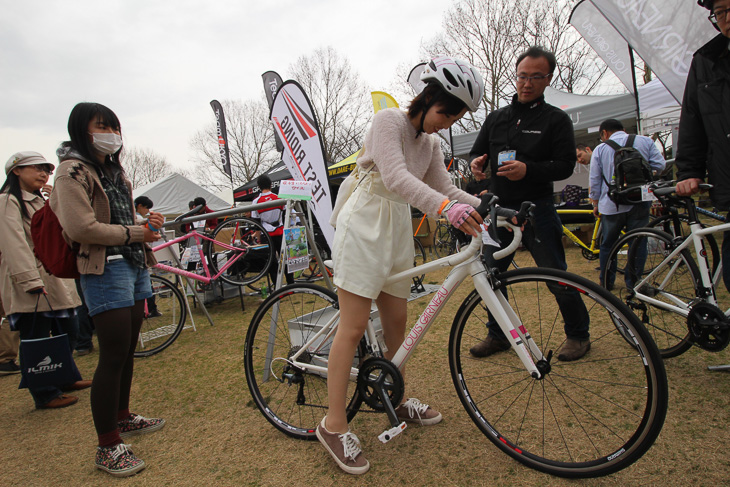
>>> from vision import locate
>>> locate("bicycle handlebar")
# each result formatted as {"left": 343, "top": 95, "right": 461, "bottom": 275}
{"left": 173, "top": 205, "right": 205, "bottom": 223}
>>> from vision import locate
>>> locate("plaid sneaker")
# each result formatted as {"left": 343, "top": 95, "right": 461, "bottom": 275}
{"left": 118, "top": 413, "right": 166, "bottom": 439}
{"left": 394, "top": 398, "right": 443, "bottom": 426}
{"left": 95, "top": 443, "right": 145, "bottom": 477}
{"left": 316, "top": 417, "right": 369, "bottom": 475}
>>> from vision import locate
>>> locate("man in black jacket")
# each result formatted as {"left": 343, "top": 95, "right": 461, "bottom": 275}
{"left": 676, "top": 0, "right": 730, "bottom": 291}
{"left": 468, "top": 46, "right": 590, "bottom": 361}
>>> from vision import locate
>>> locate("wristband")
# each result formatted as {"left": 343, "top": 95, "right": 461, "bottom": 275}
{"left": 441, "top": 200, "right": 458, "bottom": 214}
{"left": 146, "top": 222, "right": 159, "bottom": 232}
{"left": 437, "top": 199, "right": 451, "bottom": 215}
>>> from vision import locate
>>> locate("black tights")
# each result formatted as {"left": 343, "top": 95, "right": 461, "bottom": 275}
{"left": 90, "top": 301, "right": 144, "bottom": 435}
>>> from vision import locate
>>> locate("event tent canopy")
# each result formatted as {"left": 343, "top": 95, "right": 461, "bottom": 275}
{"left": 135, "top": 173, "right": 231, "bottom": 217}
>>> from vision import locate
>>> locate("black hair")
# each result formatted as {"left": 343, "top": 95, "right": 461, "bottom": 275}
{"left": 0, "top": 172, "right": 41, "bottom": 219}
{"left": 516, "top": 46, "right": 557, "bottom": 74}
{"left": 134, "top": 195, "right": 153, "bottom": 209}
{"left": 698, "top": 0, "right": 714, "bottom": 9}
{"left": 599, "top": 118, "right": 624, "bottom": 134}
{"left": 257, "top": 174, "right": 272, "bottom": 190}
{"left": 62, "top": 102, "right": 124, "bottom": 172}
{"left": 193, "top": 197, "right": 207, "bottom": 207}
{"left": 188, "top": 200, "right": 195, "bottom": 209}
{"left": 407, "top": 83, "right": 467, "bottom": 137}
{"left": 576, "top": 143, "right": 592, "bottom": 151}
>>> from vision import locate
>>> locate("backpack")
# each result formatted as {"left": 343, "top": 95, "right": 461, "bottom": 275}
{"left": 31, "top": 202, "right": 80, "bottom": 279}
{"left": 601, "top": 134, "right": 654, "bottom": 206}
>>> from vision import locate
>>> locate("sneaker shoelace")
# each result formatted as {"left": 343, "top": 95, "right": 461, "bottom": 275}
{"left": 125, "top": 414, "right": 147, "bottom": 425}
{"left": 111, "top": 443, "right": 132, "bottom": 461}
{"left": 402, "top": 398, "right": 429, "bottom": 420}
{"left": 339, "top": 432, "right": 363, "bottom": 461}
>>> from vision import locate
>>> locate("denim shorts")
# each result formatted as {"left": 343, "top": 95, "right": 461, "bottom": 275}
{"left": 80, "top": 258, "right": 153, "bottom": 317}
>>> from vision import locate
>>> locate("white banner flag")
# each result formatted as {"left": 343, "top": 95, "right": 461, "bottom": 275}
{"left": 585, "top": 0, "right": 717, "bottom": 103}
{"left": 270, "top": 81, "right": 335, "bottom": 248}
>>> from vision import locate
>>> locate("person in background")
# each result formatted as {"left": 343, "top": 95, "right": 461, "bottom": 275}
{"left": 468, "top": 46, "right": 591, "bottom": 362}
{"left": 576, "top": 143, "right": 592, "bottom": 166}
{"left": 0, "top": 151, "right": 90, "bottom": 407}
{"left": 133, "top": 196, "right": 160, "bottom": 318}
{"left": 251, "top": 174, "right": 293, "bottom": 287}
{"left": 192, "top": 196, "right": 218, "bottom": 231}
{"left": 0, "top": 292, "right": 21, "bottom": 375}
{"left": 589, "top": 119, "right": 665, "bottom": 290}
{"left": 51, "top": 103, "right": 165, "bottom": 477}
{"left": 675, "top": 0, "right": 730, "bottom": 293}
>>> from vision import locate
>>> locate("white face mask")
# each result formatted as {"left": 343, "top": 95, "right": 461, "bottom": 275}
{"left": 90, "top": 132, "right": 123, "bottom": 155}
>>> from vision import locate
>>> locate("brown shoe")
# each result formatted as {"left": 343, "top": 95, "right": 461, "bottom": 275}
{"left": 64, "top": 380, "right": 92, "bottom": 391}
{"left": 38, "top": 394, "right": 78, "bottom": 409}
{"left": 395, "top": 398, "right": 442, "bottom": 426}
{"left": 557, "top": 339, "right": 591, "bottom": 361}
{"left": 316, "top": 417, "right": 369, "bottom": 475}
{"left": 469, "top": 335, "right": 511, "bottom": 358}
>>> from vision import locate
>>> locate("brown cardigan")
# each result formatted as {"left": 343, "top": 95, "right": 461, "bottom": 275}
{"left": 50, "top": 159, "right": 156, "bottom": 276}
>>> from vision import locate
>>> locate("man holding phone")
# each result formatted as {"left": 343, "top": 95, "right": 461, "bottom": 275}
{"left": 469, "top": 46, "right": 591, "bottom": 361}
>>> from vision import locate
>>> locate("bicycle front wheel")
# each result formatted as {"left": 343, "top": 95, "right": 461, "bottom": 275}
{"left": 135, "top": 275, "right": 187, "bottom": 357}
{"left": 244, "top": 284, "right": 366, "bottom": 440}
{"left": 207, "top": 218, "right": 274, "bottom": 286}
{"left": 449, "top": 268, "right": 667, "bottom": 478}
{"left": 603, "top": 228, "right": 700, "bottom": 358}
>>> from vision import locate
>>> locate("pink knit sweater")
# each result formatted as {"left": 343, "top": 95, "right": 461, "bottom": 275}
{"left": 356, "top": 108, "right": 480, "bottom": 216}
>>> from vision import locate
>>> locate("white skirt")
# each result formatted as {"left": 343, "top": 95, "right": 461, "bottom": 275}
{"left": 332, "top": 170, "right": 414, "bottom": 300}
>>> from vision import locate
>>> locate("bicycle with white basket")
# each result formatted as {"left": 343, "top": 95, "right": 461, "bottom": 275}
{"left": 243, "top": 196, "right": 668, "bottom": 478}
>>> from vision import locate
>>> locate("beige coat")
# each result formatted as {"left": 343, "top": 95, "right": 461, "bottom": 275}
{"left": 0, "top": 191, "right": 81, "bottom": 314}
{"left": 50, "top": 159, "right": 156, "bottom": 275}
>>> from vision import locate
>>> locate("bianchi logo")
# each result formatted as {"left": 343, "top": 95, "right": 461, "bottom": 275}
{"left": 27, "top": 355, "right": 63, "bottom": 374}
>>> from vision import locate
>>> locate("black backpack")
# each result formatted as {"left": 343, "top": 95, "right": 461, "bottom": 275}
{"left": 601, "top": 134, "right": 654, "bottom": 206}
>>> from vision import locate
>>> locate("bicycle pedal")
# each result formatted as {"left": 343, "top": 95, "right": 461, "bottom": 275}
{"left": 378, "top": 421, "right": 407, "bottom": 443}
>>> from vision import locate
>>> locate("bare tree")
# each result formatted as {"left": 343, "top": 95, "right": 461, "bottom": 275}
{"left": 190, "top": 98, "right": 279, "bottom": 192}
{"left": 122, "top": 147, "right": 174, "bottom": 189}
{"left": 289, "top": 47, "right": 371, "bottom": 164}
{"left": 421, "top": 0, "right": 611, "bottom": 134}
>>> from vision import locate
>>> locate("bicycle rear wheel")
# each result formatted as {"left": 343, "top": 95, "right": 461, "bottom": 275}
{"left": 135, "top": 275, "right": 187, "bottom": 357}
{"left": 603, "top": 228, "right": 700, "bottom": 358}
{"left": 449, "top": 268, "right": 667, "bottom": 478}
{"left": 207, "top": 218, "right": 274, "bottom": 286}
{"left": 244, "top": 284, "right": 366, "bottom": 440}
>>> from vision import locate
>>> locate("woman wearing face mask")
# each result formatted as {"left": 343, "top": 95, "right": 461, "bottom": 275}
{"left": 50, "top": 103, "right": 165, "bottom": 477}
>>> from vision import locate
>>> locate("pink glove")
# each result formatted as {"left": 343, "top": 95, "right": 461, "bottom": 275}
{"left": 445, "top": 202, "right": 476, "bottom": 228}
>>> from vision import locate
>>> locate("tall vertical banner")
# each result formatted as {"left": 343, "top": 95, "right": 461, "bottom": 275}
{"left": 261, "top": 71, "right": 285, "bottom": 153}
{"left": 572, "top": 0, "right": 718, "bottom": 103}
{"left": 210, "top": 100, "right": 232, "bottom": 178}
{"left": 270, "top": 80, "right": 335, "bottom": 248}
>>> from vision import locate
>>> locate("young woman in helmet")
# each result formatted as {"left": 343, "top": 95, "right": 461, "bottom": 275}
{"left": 318, "top": 56, "right": 485, "bottom": 474}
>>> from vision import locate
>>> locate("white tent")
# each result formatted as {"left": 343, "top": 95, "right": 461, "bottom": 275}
{"left": 134, "top": 173, "right": 231, "bottom": 218}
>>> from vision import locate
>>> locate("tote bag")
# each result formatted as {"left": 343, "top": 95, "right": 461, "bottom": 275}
{"left": 18, "top": 297, "right": 81, "bottom": 389}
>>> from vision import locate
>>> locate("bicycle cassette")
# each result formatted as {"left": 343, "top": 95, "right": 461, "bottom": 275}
{"left": 356, "top": 357, "right": 404, "bottom": 411}
{"left": 687, "top": 302, "right": 730, "bottom": 352}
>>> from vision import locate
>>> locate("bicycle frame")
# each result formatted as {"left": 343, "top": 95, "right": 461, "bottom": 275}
{"left": 633, "top": 220, "right": 730, "bottom": 316}
{"left": 279, "top": 221, "right": 544, "bottom": 384}
{"left": 152, "top": 228, "right": 265, "bottom": 284}
{"left": 558, "top": 209, "right": 601, "bottom": 254}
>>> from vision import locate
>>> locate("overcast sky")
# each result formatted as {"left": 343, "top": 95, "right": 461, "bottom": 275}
{"left": 0, "top": 0, "right": 450, "bottom": 186}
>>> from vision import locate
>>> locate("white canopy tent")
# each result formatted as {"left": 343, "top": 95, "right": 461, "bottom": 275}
{"left": 134, "top": 173, "right": 231, "bottom": 218}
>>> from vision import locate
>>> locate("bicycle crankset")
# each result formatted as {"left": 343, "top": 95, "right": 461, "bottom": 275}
{"left": 687, "top": 302, "right": 730, "bottom": 352}
{"left": 356, "top": 357, "right": 404, "bottom": 412}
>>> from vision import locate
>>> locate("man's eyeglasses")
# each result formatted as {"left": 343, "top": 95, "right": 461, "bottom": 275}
{"left": 709, "top": 7, "right": 730, "bottom": 24}
{"left": 516, "top": 74, "right": 551, "bottom": 83}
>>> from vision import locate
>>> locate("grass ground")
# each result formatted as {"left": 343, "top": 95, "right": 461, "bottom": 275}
{"left": 2, "top": 243, "right": 730, "bottom": 487}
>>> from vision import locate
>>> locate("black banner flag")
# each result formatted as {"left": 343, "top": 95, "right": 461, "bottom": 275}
{"left": 262, "top": 71, "right": 285, "bottom": 152}
{"left": 210, "top": 100, "right": 232, "bottom": 178}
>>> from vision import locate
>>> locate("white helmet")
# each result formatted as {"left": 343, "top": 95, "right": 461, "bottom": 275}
{"left": 420, "top": 56, "right": 484, "bottom": 112}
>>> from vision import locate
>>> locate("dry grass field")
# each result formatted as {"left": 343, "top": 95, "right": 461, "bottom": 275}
{"left": 2, "top": 242, "right": 730, "bottom": 487}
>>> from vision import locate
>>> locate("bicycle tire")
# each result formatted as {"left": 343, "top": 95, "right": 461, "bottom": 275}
{"left": 134, "top": 275, "right": 187, "bottom": 357}
{"left": 449, "top": 267, "right": 667, "bottom": 478}
{"left": 433, "top": 221, "right": 453, "bottom": 258}
{"left": 244, "top": 284, "right": 366, "bottom": 440}
{"left": 206, "top": 217, "right": 274, "bottom": 287}
{"left": 603, "top": 228, "right": 701, "bottom": 358}
{"left": 648, "top": 212, "right": 719, "bottom": 275}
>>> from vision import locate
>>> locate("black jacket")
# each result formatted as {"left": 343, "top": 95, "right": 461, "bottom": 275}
{"left": 469, "top": 94, "right": 576, "bottom": 206}
{"left": 676, "top": 34, "right": 730, "bottom": 210}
